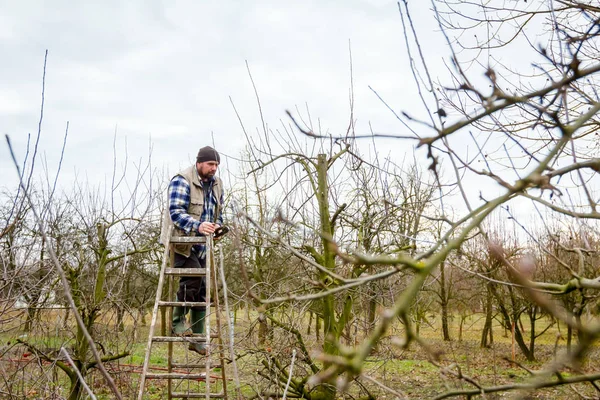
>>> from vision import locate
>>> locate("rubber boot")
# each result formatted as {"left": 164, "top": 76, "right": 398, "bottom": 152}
{"left": 188, "top": 309, "right": 206, "bottom": 355}
{"left": 172, "top": 306, "right": 190, "bottom": 335}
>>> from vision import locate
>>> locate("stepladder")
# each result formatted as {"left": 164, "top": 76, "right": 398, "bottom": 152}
{"left": 138, "top": 233, "right": 229, "bottom": 400}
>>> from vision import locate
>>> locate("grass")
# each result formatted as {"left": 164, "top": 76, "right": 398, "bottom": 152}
{"left": 2, "top": 309, "right": 600, "bottom": 399}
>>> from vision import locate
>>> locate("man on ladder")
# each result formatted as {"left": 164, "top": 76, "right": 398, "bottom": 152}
{"left": 160, "top": 145, "right": 225, "bottom": 355}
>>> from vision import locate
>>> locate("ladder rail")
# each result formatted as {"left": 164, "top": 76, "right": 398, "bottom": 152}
{"left": 204, "top": 236, "right": 212, "bottom": 400}
{"left": 212, "top": 248, "right": 229, "bottom": 399}
{"left": 167, "top": 247, "right": 175, "bottom": 400}
{"left": 137, "top": 230, "right": 171, "bottom": 400}
{"left": 218, "top": 249, "right": 240, "bottom": 399}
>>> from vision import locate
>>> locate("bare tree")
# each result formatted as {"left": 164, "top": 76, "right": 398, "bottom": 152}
{"left": 270, "top": 1, "right": 600, "bottom": 397}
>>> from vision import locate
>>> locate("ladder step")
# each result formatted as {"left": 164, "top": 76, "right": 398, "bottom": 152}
{"left": 165, "top": 268, "right": 207, "bottom": 276}
{"left": 171, "top": 392, "right": 225, "bottom": 398}
{"left": 169, "top": 236, "right": 206, "bottom": 244}
{"left": 145, "top": 372, "right": 206, "bottom": 380}
{"left": 158, "top": 301, "right": 209, "bottom": 307}
{"left": 152, "top": 336, "right": 207, "bottom": 343}
{"left": 152, "top": 334, "right": 218, "bottom": 343}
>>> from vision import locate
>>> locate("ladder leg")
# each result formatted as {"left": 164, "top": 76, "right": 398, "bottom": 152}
{"left": 137, "top": 235, "right": 172, "bottom": 400}
{"left": 168, "top": 247, "right": 175, "bottom": 400}
{"left": 212, "top": 248, "right": 228, "bottom": 399}
{"left": 205, "top": 237, "right": 212, "bottom": 400}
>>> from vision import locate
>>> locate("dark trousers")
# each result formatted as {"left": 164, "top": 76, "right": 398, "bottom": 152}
{"left": 174, "top": 251, "right": 206, "bottom": 312}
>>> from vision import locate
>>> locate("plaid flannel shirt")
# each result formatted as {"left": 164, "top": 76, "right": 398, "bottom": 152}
{"left": 168, "top": 173, "right": 224, "bottom": 258}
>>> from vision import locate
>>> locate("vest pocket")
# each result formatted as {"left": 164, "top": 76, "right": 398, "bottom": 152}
{"left": 188, "top": 201, "right": 204, "bottom": 218}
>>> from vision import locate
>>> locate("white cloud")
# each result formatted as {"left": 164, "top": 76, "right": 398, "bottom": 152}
{"left": 0, "top": 0, "right": 461, "bottom": 205}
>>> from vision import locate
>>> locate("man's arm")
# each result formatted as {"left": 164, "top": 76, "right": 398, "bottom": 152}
{"left": 168, "top": 175, "right": 200, "bottom": 234}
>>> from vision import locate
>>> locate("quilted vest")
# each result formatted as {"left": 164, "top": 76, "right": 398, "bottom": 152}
{"left": 160, "top": 165, "right": 223, "bottom": 257}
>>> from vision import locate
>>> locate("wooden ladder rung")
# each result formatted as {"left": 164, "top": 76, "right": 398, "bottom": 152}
{"left": 152, "top": 335, "right": 209, "bottom": 343}
{"left": 171, "top": 392, "right": 225, "bottom": 398}
{"left": 169, "top": 237, "right": 206, "bottom": 244}
{"left": 145, "top": 372, "right": 206, "bottom": 380}
{"left": 158, "top": 301, "right": 209, "bottom": 307}
{"left": 165, "top": 268, "right": 207, "bottom": 276}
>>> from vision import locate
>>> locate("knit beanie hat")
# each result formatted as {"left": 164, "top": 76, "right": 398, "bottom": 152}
{"left": 196, "top": 146, "right": 220, "bottom": 163}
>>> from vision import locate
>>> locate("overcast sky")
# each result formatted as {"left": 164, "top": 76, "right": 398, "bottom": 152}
{"left": 1, "top": 1, "right": 451, "bottom": 189}
{"left": 3, "top": 0, "right": 570, "bottom": 231}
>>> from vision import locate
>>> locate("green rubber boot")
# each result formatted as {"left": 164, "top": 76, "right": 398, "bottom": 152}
{"left": 172, "top": 306, "right": 190, "bottom": 335}
{"left": 190, "top": 309, "right": 205, "bottom": 334}
{"left": 189, "top": 309, "right": 206, "bottom": 355}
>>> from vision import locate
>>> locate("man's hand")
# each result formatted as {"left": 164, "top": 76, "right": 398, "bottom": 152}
{"left": 198, "top": 222, "right": 219, "bottom": 235}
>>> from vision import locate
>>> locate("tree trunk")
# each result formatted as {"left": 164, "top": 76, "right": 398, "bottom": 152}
{"left": 67, "top": 372, "right": 82, "bottom": 400}
{"left": 492, "top": 285, "right": 535, "bottom": 361}
{"left": 316, "top": 314, "right": 321, "bottom": 342}
{"left": 528, "top": 306, "right": 537, "bottom": 360}
{"left": 368, "top": 282, "right": 377, "bottom": 333}
{"left": 258, "top": 318, "right": 269, "bottom": 345}
{"left": 567, "top": 325, "right": 572, "bottom": 353}
{"left": 316, "top": 154, "right": 340, "bottom": 359}
{"left": 439, "top": 262, "right": 451, "bottom": 341}
{"left": 62, "top": 307, "right": 71, "bottom": 329}
{"left": 512, "top": 316, "right": 534, "bottom": 361}
{"left": 139, "top": 306, "right": 147, "bottom": 327}
{"left": 24, "top": 306, "right": 37, "bottom": 333}
{"left": 160, "top": 306, "right": 167, "bottom": 335}
{"left": 116, "top": 305, "right": 125, "bottom": 332}
{"left": 481, "top": 284, "right": 494, "bottom": 348}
